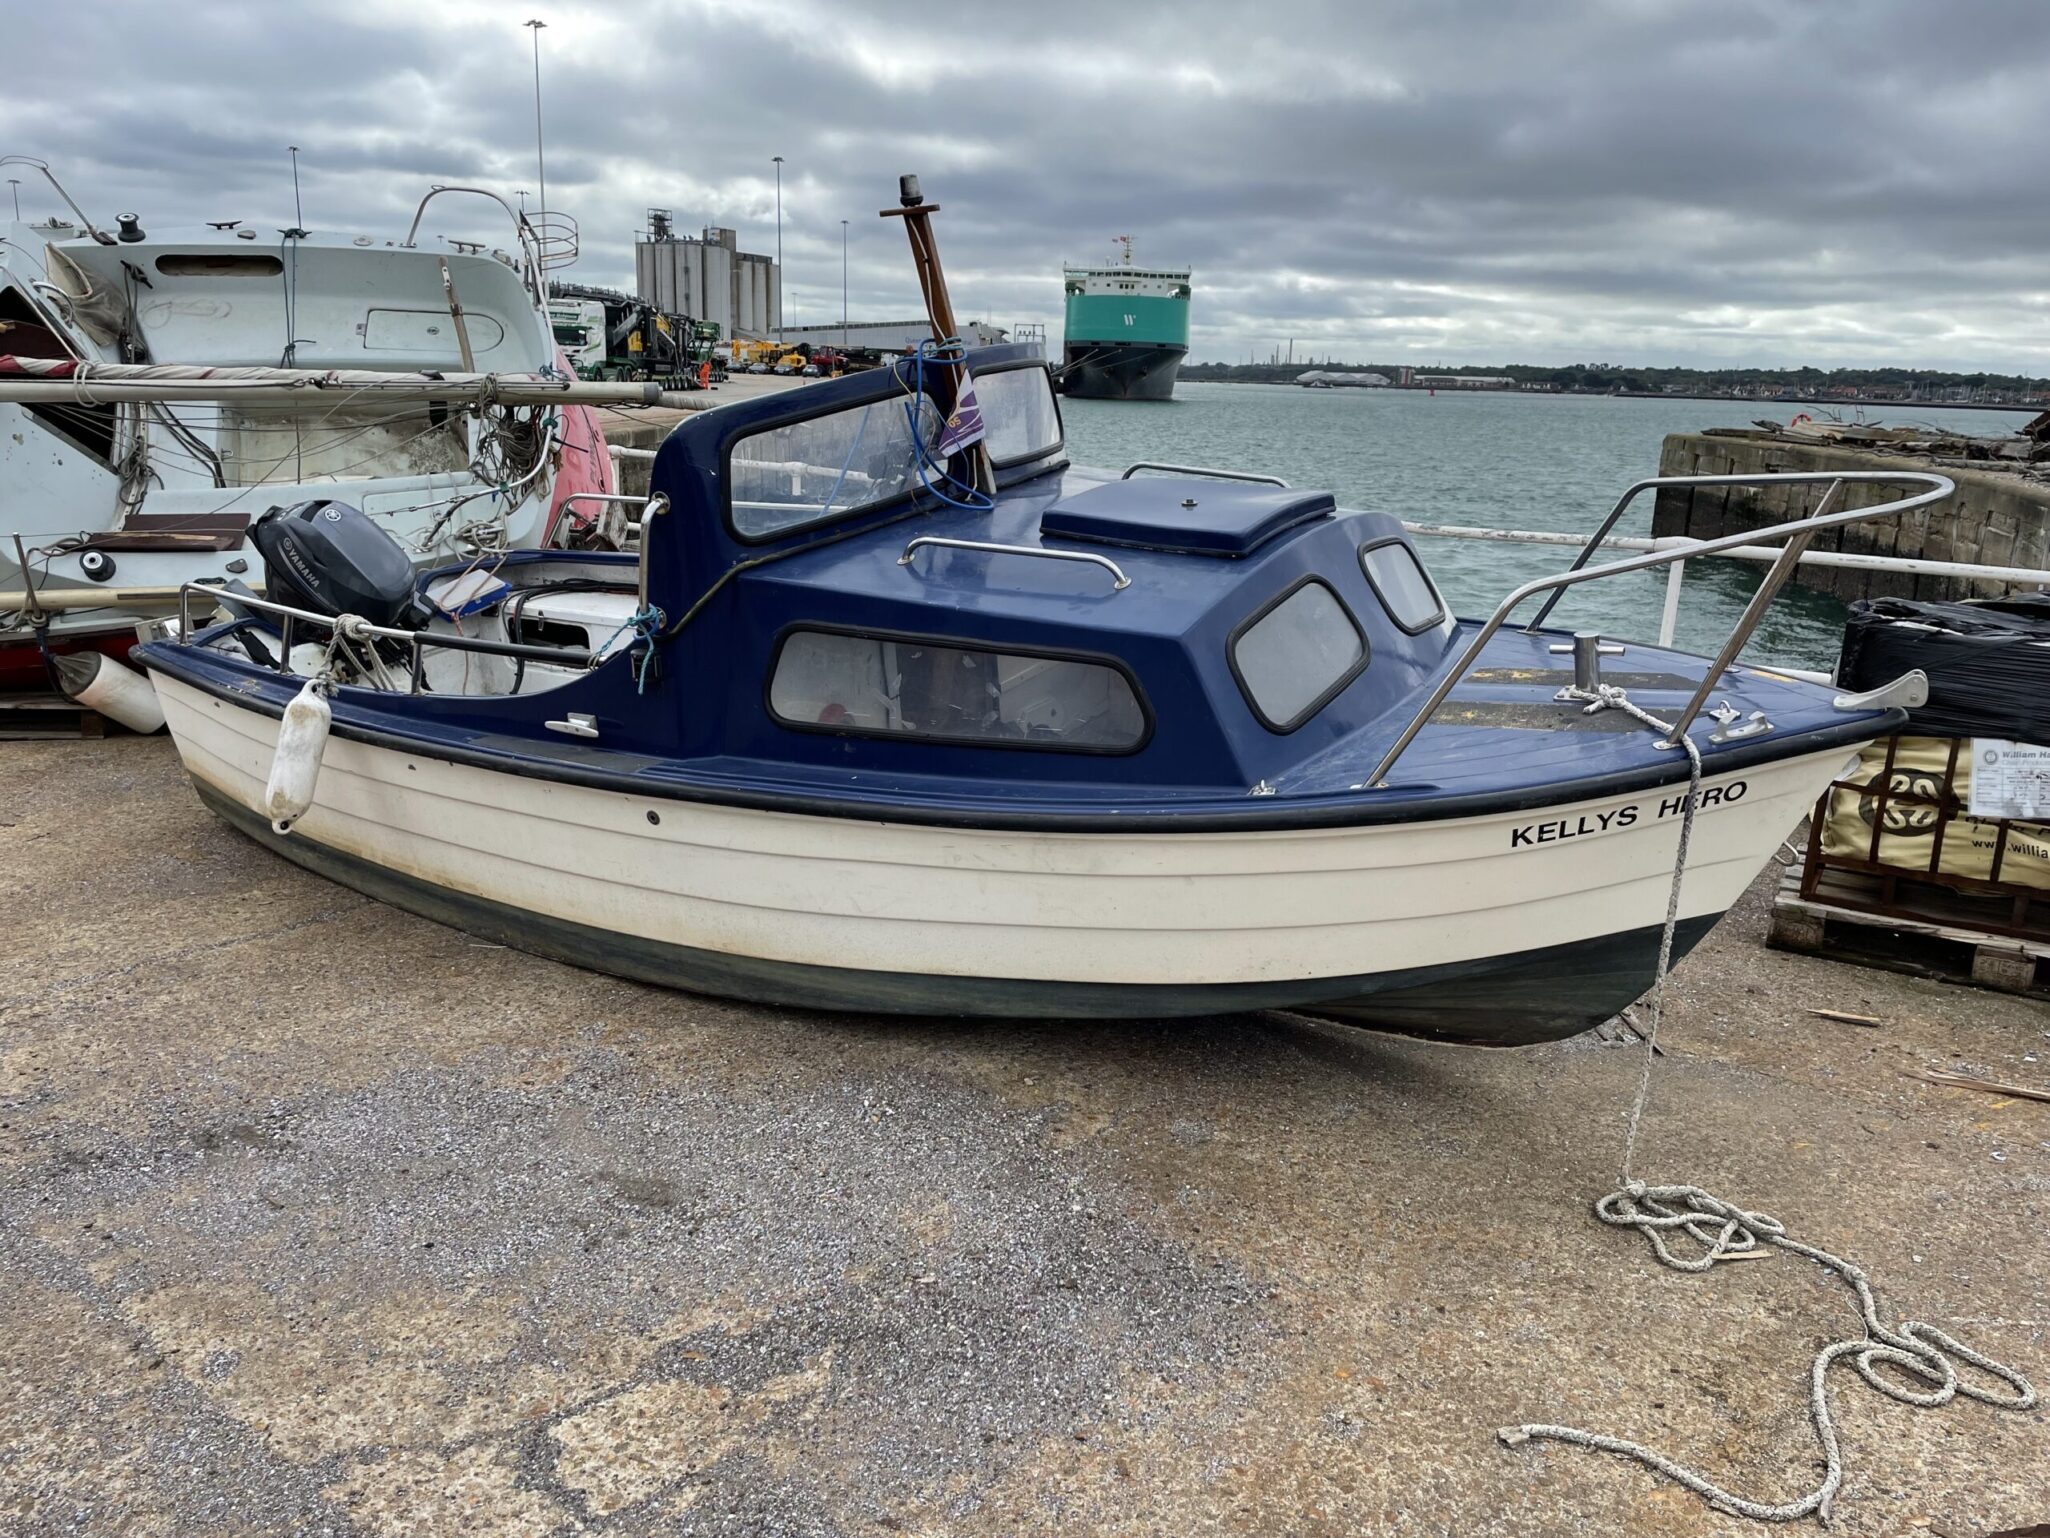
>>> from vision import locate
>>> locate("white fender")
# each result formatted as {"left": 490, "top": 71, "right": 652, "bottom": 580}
{"left": 264, "top": 681, "right": 332, "bottom": 835}
{"left": 51, "top": 651, "right": 167, "bottom": 734}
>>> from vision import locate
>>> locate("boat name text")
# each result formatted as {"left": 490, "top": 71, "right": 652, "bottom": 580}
{"left": 1509, "top": 781, "right": 1747, "bottom": 848}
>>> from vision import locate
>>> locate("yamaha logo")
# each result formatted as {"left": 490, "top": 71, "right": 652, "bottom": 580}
{"left": 323, "top": 507, "right": 341, "bottom": 521}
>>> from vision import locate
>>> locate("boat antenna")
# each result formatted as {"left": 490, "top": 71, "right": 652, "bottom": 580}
{"left": 880, "top": 173, "right": 994, "bottom": 496}
{"left": 288, "top": 145, "right": 303, "bottom": 228}
{"left": 1114, "top": 233, "right": 1132, "bottom": 266}
{"left": 524, "top": 19, "right": 548, "bottom": 222}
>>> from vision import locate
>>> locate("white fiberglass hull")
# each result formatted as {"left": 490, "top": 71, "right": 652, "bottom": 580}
{"left": 155, "top": 673, "right": 1857, "bottom": 1042}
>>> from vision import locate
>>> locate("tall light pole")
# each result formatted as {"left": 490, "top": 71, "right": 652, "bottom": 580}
{"left": 771, "top": 155, "right": 784, "bottom": 340}
{"left": 840, "top": 218, "right": 848, "bottom": 352}
{"left": 524, "top": 19, "right": 548, "bottom": 221}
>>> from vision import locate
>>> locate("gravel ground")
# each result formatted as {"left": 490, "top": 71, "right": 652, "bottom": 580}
{"left": 2, "top": 736, "right": 2046, "bottom": 1536}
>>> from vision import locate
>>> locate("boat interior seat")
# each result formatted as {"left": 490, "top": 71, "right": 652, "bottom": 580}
{"left": 1038, "top": 477, "right": 1336, "bottom": 557}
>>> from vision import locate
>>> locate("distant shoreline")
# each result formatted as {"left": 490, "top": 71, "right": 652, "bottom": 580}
{"left": 1178, "top": 379, "right": 2040, "bottom": 415}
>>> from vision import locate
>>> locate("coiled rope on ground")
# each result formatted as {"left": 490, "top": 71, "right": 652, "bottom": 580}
{"left": 1498, "top": 683, "right": 2037, "bottom": 1526}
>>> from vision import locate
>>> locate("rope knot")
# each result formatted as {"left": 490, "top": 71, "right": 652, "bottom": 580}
{"left": 594, "top": 603, "right": 668, "bottom": 694}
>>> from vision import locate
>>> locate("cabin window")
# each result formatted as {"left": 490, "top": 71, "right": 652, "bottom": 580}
{"left": 728, "top": 396, "right": 941, "bottom": 541}
{"left": 769, "top": 629, "right": 1148, "bottom": 752}
{"left": 976, "top": 366, "right": 1063, "bottom": 468}
{"left": 1359, "top": 539, "right": 1448, "bottom": 634}
{"left": 1231, "top": 579, "right": 1367, "bottom": 732}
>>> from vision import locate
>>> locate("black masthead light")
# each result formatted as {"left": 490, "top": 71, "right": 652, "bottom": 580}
{"left": 897, "top": 175, "right": 923, "bottom": 209}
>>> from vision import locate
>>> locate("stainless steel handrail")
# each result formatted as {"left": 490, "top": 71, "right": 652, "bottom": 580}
{"left": 400, "top": 185, "right": 555, "bottom": 299}
{"left": 558, "top": 493, "right": 649, "bottom": 515}
{"left": 401, "top": 185, "right": 527, "bottom": 249}
{"left": 897, "top": 536, "right": 1131, "bottom": 591}
{"left": 557, "top": 491, "right": 660, "bottom": 561}
{"left": 1120, "top": 462, "right": 1290, "bottom": 488}
{"left": 637, "top": 495, "right": 670, "bottom": 611}
{"left": 1522, "top": 471, "right": 1917, "bottom": 633}
{"left": 0, "top": 156, "right": 109, "bottom": 243}
{"left": 1364, "top": 470, "right": 1955, "bottom": 785}
{"left": 175, "top": 582, "right": 605, "bottom": 694}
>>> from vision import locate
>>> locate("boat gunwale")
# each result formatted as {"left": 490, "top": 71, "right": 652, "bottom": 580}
{"left": 137, "top": 638, "right": 1903, "bottom": 835}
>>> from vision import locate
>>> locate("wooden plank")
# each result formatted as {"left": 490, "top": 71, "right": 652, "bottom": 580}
{"left": 1773, "top": 849, "right": 2050, "bottom": 996}
{"left": 0, "top": 695, "right": 107, "bottom": 740}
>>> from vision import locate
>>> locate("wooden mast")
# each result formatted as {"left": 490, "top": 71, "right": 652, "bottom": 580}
{"left": 880, "top": 174, "right": 995, "bottom": 496}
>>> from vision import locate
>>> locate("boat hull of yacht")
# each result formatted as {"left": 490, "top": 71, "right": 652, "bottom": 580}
{"left": 152, "top": 668, "right": 1854, "bottom": 1044}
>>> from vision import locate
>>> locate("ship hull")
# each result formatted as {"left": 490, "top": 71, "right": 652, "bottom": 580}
{"left": 1060, "top": 342, "right": 1186, "bottom": 402}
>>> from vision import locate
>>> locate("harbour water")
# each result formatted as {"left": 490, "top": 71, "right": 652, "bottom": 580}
{"left": 1062, "top": 383, "right": 2025, "bottom": 668}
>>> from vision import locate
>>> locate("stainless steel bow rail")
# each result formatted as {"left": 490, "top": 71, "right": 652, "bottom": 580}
{"left": 1365, "top": 471, "right": 1957, "bottom": 785}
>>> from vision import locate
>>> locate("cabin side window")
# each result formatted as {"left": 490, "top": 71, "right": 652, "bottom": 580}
{"left": 1359, "top": 539, "right": 1449, "bottom": 634}
{"left": 1231, "top": 579, "right": 1368, "bottom": 733}
{"left": 975, "top": 366, "right": 1063, "bottom": 469}
{"left": 768, "top": 630, "right": 1148, "bottom": 753}
{"left": 728, "top": 395, "right": 940, "bottom": 541}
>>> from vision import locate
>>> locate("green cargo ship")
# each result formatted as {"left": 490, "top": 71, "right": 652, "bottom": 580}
{"left": 1061, "top": 242, "right": 1190, "bottom": 401}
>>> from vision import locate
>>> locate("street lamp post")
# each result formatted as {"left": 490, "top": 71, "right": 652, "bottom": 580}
{"left": 771, "top": 155, "right": 784, "bottom": 341}
{"left": 840, "top": 218, "right": 848, "bottom": 353}
{"left": 524, "top": 19, "right": 548, "bottom": 221}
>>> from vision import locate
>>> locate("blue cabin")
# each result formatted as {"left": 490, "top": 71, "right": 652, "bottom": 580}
{"left": 633, "top": 342, "right": 1463, "bottom": 801}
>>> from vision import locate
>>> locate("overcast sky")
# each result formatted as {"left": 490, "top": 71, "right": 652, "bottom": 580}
{"left": 6, "top": 0, "right": 2047, "bottom": 371}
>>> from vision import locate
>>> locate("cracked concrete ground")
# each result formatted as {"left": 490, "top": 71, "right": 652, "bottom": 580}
{"left": 2, "top": 736, "right": 2046, "bottom": 1536}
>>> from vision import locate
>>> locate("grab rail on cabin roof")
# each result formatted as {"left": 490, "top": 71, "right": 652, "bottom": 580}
{"left": 1364, "top": 470, "right": 1957, "bottom": 786}
{"left": 1120, "top": 462, "right": 1291, "bottom": 488}
{"left": 898, "top": 535, "right": 1132, "bottom": 591}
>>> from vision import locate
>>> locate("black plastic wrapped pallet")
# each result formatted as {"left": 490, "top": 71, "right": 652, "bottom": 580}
{"left": 1837, "top": 594, "right": 2050, "bottom": 746}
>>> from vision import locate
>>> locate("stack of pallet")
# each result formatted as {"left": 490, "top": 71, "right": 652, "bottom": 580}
{"left": 1770, "top": 594, "right": 2050, "bottom": 996}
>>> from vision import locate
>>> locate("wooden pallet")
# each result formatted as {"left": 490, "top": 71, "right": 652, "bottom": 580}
{"left": 1770, "top": 856, "right": 2050, "bottom": 997}
{"left": 0, "top": 693, "right": 106, "bottom": 740}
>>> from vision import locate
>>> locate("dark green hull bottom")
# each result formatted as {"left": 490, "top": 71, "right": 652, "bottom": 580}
{"left": 196, "top": 780, "right": 1717, "bottom": 1047}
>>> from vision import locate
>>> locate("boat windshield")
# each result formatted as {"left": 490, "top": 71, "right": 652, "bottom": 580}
{"left": 725, "top": 363, "right": 1063, "bottom": 541}
{"left": 978, "top": 366, "right": 1063, "bottom": 468}
{"left": 729, "top": 395, "right": 942, "bottom": 541}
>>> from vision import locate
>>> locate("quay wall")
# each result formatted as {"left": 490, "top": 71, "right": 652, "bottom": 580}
{"left": 1654, "top": 431, "right": 2050, "bottom": 604}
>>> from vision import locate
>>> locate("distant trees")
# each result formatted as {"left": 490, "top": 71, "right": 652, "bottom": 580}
{"left": 1176, "top": 358, "right": 2050, "bottom": 401}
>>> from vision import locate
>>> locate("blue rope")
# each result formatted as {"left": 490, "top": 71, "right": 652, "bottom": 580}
{"left": 892, "top": 338, "right": 993, "bottom": 513}
{"left": 594, "top": 603, "right": 667, "bottom": 693}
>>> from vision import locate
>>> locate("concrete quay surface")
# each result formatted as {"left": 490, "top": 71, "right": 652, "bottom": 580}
{"left": 2, "top": 737, "right": 2046, "bottom": 1536}
{"left": 593, "top": 372, "right": 807, "bottom": 499}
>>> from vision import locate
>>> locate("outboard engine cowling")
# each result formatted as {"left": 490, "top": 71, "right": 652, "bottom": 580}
{"left": 251, "top": 500, "right": 426, "bottom": 630}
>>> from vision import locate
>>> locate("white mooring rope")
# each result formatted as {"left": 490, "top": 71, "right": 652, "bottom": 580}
{"left": 1500, "top": 685, "right": 2038, "bottom": 1526}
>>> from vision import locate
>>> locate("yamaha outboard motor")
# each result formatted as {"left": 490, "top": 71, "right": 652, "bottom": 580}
{"left": 251, "top": 500, "right": 427, "bottom": 630}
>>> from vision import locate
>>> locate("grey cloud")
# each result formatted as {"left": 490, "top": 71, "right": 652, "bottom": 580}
{"left": 3, "top": 0, "right": 2045, "bottom": 369}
